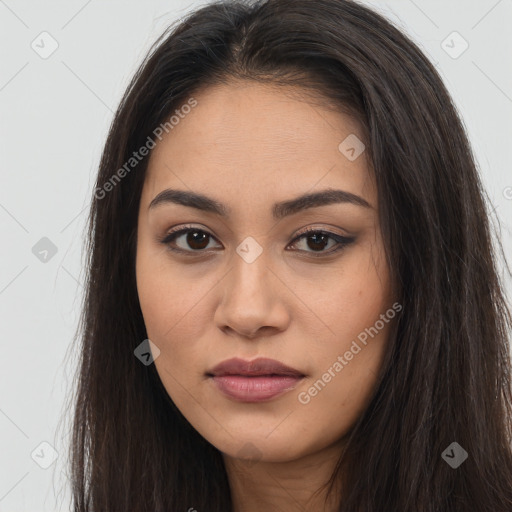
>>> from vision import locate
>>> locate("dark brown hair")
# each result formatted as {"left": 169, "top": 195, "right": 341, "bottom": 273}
{"left": 66, "top": 0, "right": 512, "bottom": 510}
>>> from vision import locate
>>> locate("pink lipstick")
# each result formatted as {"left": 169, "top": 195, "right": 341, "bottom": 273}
{"left": 207, "top": 357, "right": 305, "bottom": 402}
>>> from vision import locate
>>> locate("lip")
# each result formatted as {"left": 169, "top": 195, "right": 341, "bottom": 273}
{"left": 206, "top": 357, "right": 305, "bottom": 402}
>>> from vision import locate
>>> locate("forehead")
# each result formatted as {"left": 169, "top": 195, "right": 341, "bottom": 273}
{"left": 143, "top": 81, "right": 375, "bottom": 209}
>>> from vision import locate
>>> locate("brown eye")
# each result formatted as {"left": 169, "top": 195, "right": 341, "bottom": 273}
{"left": 161, "top": 227, "right": 222, "bottom": 253}
{"left": 287, "top": 230, "right": 355, "bottom": 256}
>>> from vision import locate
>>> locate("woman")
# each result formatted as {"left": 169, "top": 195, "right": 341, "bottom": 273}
{"left": 68, "top": 0, "right": 512, "bottom": 510}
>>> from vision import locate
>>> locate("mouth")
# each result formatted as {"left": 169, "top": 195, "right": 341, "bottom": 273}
{"left": 206, "top": 357, "right": 305, "bottom": 402}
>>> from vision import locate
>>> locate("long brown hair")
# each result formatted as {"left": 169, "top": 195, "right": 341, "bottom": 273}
{"left": 66, "top": 0, "right": 512, "bottom": 510}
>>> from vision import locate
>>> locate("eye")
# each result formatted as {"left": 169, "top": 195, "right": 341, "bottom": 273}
{"left": 287, "top": 228, "right": 355, "bottom": 256}
{"left": 159, "top": 225, "right": 222, "bottom": 254}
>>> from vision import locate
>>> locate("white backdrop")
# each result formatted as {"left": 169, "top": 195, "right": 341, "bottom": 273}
{"left": 0, "top": 1, "right": 511, "bottom": 510}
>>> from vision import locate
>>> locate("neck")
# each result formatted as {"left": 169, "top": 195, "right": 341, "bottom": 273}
{"left": 223, "top": 438, "right": 344, "bottom": 512}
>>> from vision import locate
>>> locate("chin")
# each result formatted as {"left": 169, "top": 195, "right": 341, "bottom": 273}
{"left": 201, "top": 427, "right": 312, "bottom": 464}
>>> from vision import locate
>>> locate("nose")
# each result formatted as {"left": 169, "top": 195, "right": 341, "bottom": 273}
{"left": 214, "top": 247, "right": 290, "bottom": 339}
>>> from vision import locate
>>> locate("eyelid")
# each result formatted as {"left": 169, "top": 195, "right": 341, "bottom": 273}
{"left": 291, "top": 223, "right": 351, "bottom": 240}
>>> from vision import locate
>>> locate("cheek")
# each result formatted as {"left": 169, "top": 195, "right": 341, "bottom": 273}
{"left": 295, "top": 318, "right": 392, "bottom": 453}
{"left": 136, "top": 240, "right": 212, "bottom": 340}
{"left": 136, "top": 268, "right": 207, "bottom": 413}
{"left": 293, "top": 238, "right": 391, "bottom": 345}
{"left": 135, "top": 243, "right": 219, "bottom": 399}
{"left": 293, "top": 242, "right": 391, "bottom": 420}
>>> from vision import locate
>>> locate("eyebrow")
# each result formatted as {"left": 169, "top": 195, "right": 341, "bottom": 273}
{"left": 148, "top": 187, "right": 371, "bottom": 219}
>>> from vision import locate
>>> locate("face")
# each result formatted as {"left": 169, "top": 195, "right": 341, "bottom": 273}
{"left": 136, "top": 80, "right": 395, "bottom": 464}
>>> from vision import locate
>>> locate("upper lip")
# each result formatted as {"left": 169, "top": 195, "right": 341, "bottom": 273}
{"left": 207, "top": 357, "right": 305, "bottom": 377}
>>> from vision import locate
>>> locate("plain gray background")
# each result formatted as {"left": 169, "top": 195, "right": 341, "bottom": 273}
{"left": 1, "top": 0, "right": 511, "bottom": 510}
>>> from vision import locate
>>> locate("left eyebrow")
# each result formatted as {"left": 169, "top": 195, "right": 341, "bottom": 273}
{"left": 148, "top": 187, "right": 372, "bottom": 218}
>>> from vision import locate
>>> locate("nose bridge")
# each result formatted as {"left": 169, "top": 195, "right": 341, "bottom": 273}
{"left": 214, "top": 236, "right": 289, "bottom": 336}
{"left": 229, "top": 236, "right": 271, "bottom": 300}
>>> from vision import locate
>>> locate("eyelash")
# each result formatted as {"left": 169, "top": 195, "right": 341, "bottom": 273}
{"left": 158, "top": 224, "right": 355, "bottom": 258}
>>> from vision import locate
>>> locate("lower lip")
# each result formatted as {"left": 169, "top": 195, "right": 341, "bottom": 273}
{"left": 210, "top": 375, "right": 303, "bottom": 402}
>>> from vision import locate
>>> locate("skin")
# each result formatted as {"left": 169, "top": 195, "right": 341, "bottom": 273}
{"left": 136, "top": 80, "right": 395, "bottom": 511}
